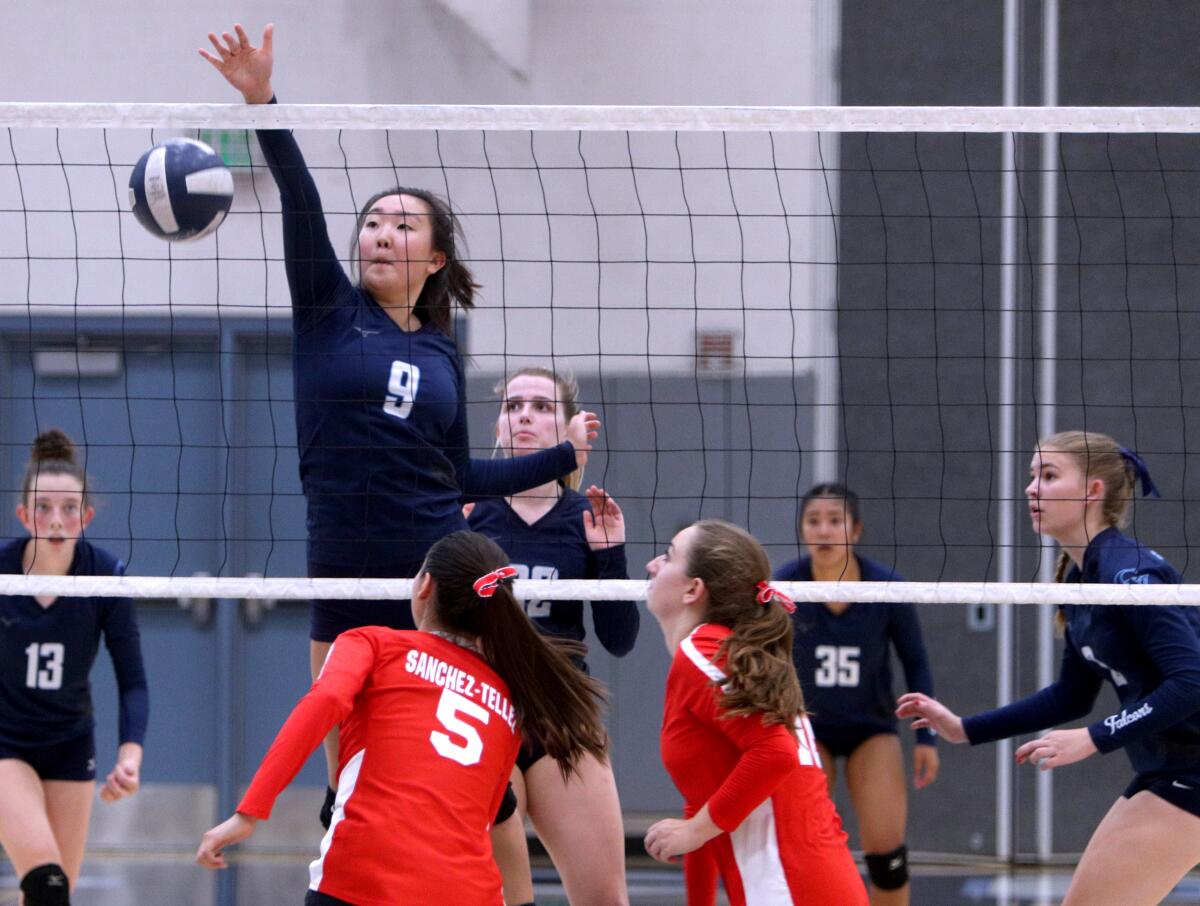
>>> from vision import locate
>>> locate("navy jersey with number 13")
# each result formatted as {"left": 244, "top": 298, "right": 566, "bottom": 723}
{"left": 0, "top": 538, "right": 148, "bottom": 749}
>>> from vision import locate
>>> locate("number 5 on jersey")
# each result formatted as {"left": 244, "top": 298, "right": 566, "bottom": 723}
{"left": 430, "top": 688, "right": 489, "bottom": 766}
{"left": 384, "top": 361, "right": 421, "bottom": 420}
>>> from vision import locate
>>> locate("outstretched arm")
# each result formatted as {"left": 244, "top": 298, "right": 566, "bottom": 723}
{"left": 199, "top": 23, "right": 346, "bottom": 331}
{"left": 895, "top": 693, "right": 968, "bottom": 744}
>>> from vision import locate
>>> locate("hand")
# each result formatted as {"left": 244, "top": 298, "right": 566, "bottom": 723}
{"left": 583, "top": 486, "right": 625, "bottom": 550}
{"left": 1015, "top": 728, "right": 1097, "bottom": 771}
{"left": 644, "top": 806, "right": 721, "bottom": 864}
{"left": 895, "top": 693, "right": 967, "bottom": 744}
{"left": 912, "top": 742, "right": 940, "bottom": 789}
{"left": 199, "top": 23, "right": 275, "bottom": 104}
{"left": 565, "top": 410, "right": 600, "bottom": 470}
{"left": 197, "top": 813, "right": 258, "bottom": 869}
{"left": 100, "top": 742, "right": 142, "bottom": 803}
{"left": 461, "top": 502, "right": 476, "bottom": 520}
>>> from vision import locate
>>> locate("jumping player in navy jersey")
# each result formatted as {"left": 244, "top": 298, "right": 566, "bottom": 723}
{"left": 775, "top": 484, "right": 937, "bottom": 906}
{"left": 200, "top": 24, "right": 599, "bottom": 815}
{"left": 899, "top": 431, "right": 1200, "bottom": 906}
{"left": 468, "top": 367, "right": 637, "bottom": 905}
{"left": 0, "top": 431, "right": 148, "bottom": 906}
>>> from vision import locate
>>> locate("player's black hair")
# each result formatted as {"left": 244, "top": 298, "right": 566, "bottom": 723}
{"left": 800, "top": 482, "right": 860, "bottom": 526}
{"left": 420, "top": 530, "right": 608, "bottom": 778}
{"left": 350, "top": 186, "right": 479, "bottom": 339}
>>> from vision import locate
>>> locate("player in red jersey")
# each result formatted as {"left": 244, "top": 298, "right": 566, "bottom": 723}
{"left": 196, "top": 530, "right": 607, "bottom": 906}
{"left": 644, "top": 519, "right": 868, "bottom": 906}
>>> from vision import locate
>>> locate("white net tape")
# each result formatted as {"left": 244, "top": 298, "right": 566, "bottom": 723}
{"left": 4, "top": 103, "right": 1200, "bottom": 132}
{"left": 1, "top": 575, "right": 1199, "bottom": 606}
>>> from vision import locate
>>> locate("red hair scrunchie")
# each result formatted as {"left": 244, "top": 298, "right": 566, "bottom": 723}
{"left": 474, "top": 566, "right": 519, "bottom": 598}
{"left": 755, "top": 581, "right": 796, "bottom": 613}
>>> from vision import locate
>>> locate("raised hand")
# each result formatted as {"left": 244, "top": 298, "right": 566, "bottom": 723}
{"left": 895, "top": 692, "right": 967, "bottom": 744}
{"left": 583, "top": 485, "right": 625, "bottom": 550}
{"left": 565, "top": 410, "right": 600, "bottom": 470}
{"left": 199, "top": 23, "right": 275, "bottom": 104}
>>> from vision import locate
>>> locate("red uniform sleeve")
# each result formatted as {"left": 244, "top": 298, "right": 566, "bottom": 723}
{"left": 683, "top": 843, "right": 720, "bottom": 906}
{"left": 679, "top": 633, "right": 800, "bottom": 832}
{"left": 238, "top": 631, "right": 379, "bottom": 819}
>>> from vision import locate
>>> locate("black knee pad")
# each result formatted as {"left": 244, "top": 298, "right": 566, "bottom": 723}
{"left": 865, "top": 844, "right": 908, "bottom": 891}
{"left": 20, "top": 863, "right": 70, "bottom": 906}
{"left": 493, "top": 781, "right": 518, "bottom": 825}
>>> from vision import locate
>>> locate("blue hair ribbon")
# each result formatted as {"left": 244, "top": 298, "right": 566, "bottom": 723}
{"left": 1119, "top": 447, "right": 1160, "bottom": 499}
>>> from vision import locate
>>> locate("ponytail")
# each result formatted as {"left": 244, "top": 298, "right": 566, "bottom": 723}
{"left": 477, "top": 585, "right": 608, "bottom": 776}
{"left": 686, "top": 520, "right": 804, "bottom": 728}
{"left": 422, "top": 531, "right": 608, "bottom": 778}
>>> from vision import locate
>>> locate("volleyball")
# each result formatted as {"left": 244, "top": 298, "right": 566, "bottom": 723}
{"left": 128, "top": 138, "right": 234, "bottom": 241}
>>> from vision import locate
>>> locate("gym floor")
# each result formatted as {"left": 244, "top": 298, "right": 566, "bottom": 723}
{"left": 2, "top": 855, "right": 1199, "bottom": 905}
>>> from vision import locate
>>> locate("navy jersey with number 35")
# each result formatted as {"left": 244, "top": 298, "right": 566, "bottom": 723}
{"left": 0, "top": 538, "right": 148, "bottom": 749}
{"left": 774, "top": 554, "right": 936, "bottom": 745}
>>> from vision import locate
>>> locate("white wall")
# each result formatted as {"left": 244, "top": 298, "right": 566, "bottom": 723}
{"left": 0, "top": 1, "right": 840, "bottom": 393}
{"left": 5, "top": 2, "right": 838, "bottom": 105}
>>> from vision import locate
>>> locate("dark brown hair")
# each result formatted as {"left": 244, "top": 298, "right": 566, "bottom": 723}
{"left": 22, "top": 429, "right": 88, "bottom": 506}
{"left": 421, "top": 530, "right": 608, "bottom": 777}
{"left": 685, "top": 519, "right": 804, "bottom": 728}
{"left": 494, "top": 366, "right": 583, "bottom": 490}
{"left": 350, "top": 186, "right": 479, "bottom": 338}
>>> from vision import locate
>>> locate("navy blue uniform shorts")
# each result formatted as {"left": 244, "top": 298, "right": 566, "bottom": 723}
{"left": 1124, "top": 770, "right": 1200, "bottom": 819}
{"left": 0, "top": 732, "right": 96, "bottom": 781}
{"left": 814, "top": 725, "right": 897, "bottom": 760}
{"left": 308, "top": 558, "right": 425, "bottom": 642}
{"left": 304, "top": 891, "right": 354, "bottom": 906}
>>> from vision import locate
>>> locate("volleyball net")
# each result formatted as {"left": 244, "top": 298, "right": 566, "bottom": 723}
{"left": 4, "top": 102, "right": 1200, "bottom": 863}
{"left": 0, "top": 103, "right": 1198, "bottom": 605}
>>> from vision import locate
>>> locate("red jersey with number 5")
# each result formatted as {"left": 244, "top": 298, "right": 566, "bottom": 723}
{"left": 239, "top": 628, "right": 520, "bottom": 906}
{"left": 660, "top": 623, "right": 868, "bottom": 906}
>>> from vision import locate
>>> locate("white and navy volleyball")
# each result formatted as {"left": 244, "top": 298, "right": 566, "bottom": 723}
{"left": 128, "top": 138, "right": 234, "bottom": 241}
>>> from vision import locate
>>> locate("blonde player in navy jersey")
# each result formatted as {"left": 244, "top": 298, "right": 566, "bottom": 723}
{"left": 200, "top": 23, "right": 599, "bottom": 825}
{"left": 468, "top": 367, "right": 637, "bottom": 905}
{"left": 899, "top": 431, "right": 1200, "bottom": 906}
{"left": 775, "top": 483, "right": 937, "bottom": 906}
{"left": 0, "top": 431, "right": 148, "bottom": 906}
